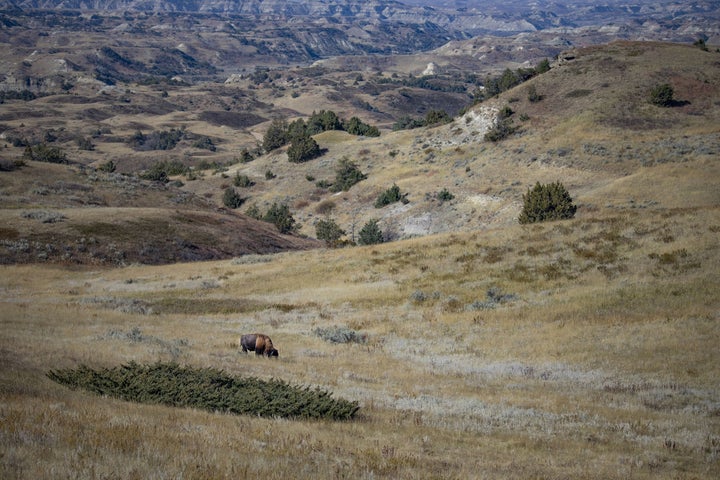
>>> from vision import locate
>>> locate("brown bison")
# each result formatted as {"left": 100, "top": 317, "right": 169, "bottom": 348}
{"left": 240, "top": 333, "right": 279, "bottom": 357}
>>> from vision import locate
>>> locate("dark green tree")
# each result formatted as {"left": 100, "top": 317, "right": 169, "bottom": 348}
{"left": 262, "top": 118, "right": 289, "bottom": 152}
{"left": 358, "top": 219, "right": 384, "bottom": 245}
{"left": 518, "top": 181, "right": 577, "bottom": 224}
{"left": 263, "top": 202, "right": 296, "bottom": 234}
{"left": 331, "top": 157, "right": 367, "bottom": 192}
{"left": 287, "top": 118, "right": 308, "bottom": 142}
{"left": 343, "top": 116, "right": 380, "bottom": 137}
{"left": 424, "top": 109, "right": 451, "bottom": 126}
{"left": 287, "top": 134, "right": 321, "bottom": 163}
{"left": 315, "top": 218, "right": 346, "bottom": 247}
{"left": 222, "top": 187, "right": 245, "bottom": 209}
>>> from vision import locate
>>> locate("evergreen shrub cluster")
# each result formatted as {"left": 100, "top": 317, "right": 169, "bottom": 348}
{"left": 47, "top": 362, "right": 360, "bottom": 420}
{"left": 374, "top": 183, "right": 407, "bottom": 208}
{"left": 22, "top": 144, "right": 68, "bottom": 164}
{"left": 519, "top": 181, "right": 577, "bottom": 224}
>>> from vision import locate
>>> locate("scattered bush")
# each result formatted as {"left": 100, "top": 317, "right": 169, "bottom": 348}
{"left": 314, "top": 326, "right": 367, "bottom": 344}
{"left": 192, "top": 136, "right": 216, "bottom": 151}
{"left": 693, "top": 38, "right": 708, "bottom": 51}
{"left": 233, "top": 173, "right": 255, "bottom": 188}
{"left": 222, "top": 187, "right": 245, "bottom": 209}
{"left": 47, "top": 362, "right": 360, "bottom": 420}
{"left": 375, "top": 183, "right": 406, "bottom": 208}
{"left": 129, "top": 128, "right": 184, "bottom": 151}
{"left": 484, "top": 117, "right": 517, "bottom": 142}
{"left": 97, "top": 160, "right": 116, "bottom": 173}
{"left": 76, "top": 136, "right": 94, "bottom": 151}
{"left": 527, "top": 84, "right": 542, "bottom": 102}
{"left": 315, "top": 200, "right": 336, "bottom": 215}
{"left": 358, "top": 219, "right": 383, "bottom": 245}
{"left": 649, "top": 83, "right": 675, "bottom": 107}
{"left": 437, "top": 188, "right": 455, "bottom": 203}
{"left": 518, "top": 181, "right": 577, "bottom": 224}
{"left": 315, "top": 218, "right": 345, "bottom": 247}
{"left": 467, "top": 287, "right": 518, "bottom": 310}
{"left": 21, "top": 210, "right": 66, "bottom": 223}
{"left": 331, "top": 157, "right": 366, "bottom": 192}
{"left": 23, "top": 144, "right": 68, "bottom": 164}
{"left": 141, "top": 160, "right": 189, "bottom": 183}
{"left": 263, "top": 202, "right": 297, "bottom": 234}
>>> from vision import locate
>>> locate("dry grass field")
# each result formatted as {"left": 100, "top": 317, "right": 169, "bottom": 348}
{"left": 1, "top": 40, "right": 720, "bottom": 478}
{"left": 2, "top": 200, "right": 719, "bottom": 478}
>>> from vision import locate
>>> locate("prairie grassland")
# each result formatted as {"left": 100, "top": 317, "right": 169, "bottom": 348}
{"left": 1, "top": 202, "right": 719, "bottom": 479}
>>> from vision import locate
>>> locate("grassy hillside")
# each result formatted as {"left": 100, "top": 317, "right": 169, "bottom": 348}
{"left": 0, "top": 41, "right": 719, "bottom": 478}
{"left": 1, "top": 202, "right": 718, "bottom": 478}
{"left": 209, "top": 41, "right": 720, "bottom": 241}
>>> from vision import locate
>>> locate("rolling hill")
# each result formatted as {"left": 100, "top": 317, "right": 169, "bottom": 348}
{"left": 0, "top": 35, "right": 719, "bottom": 479}
{"left": 1, "top": 40, "right": 719, "bottom": 265}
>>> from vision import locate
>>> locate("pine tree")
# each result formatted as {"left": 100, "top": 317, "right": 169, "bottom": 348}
{"left": 358, "top": 219, "right": 383, "bottom": 245}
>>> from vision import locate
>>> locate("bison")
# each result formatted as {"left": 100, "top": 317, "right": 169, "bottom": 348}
{"left": 240, "top": 333, "right": 279, "bottom": 357}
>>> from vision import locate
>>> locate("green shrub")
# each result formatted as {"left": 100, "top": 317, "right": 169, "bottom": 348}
{"left": 222, "top": 187, "right": 245, "bottom": 209}
{"left": 424, "top": 109, "right": 451, "bottom": 126}
{"left": 484, "top": 118, "right": 517, "bottom": 142}
{"left": 649, "top": 83, "right": 675, "bottom": 107}
{"left": 437, "top": 188, "right": 454, "bottom": 203}
{"left": 331, "top": 157, "right": 366, "bottom": 192}
{"left": 358, "top": 219, "right": 383, "bottom": 245}
{"left": 263, "top": 202, "right": 296, "bottom": 234}
{"left": 245, "top": 203, "right": 262, "bottom": 220}
{"left": 233, "top": 173, "right": 255, "bottom": 188}
{"left": 518, "top": 181, "right": 577, "bottom": 224}
{"left": 374, "top": 183, "right": 406, "bottom": 208}
{"left": 48, "top": 362, "right": 359, "bottom": 420}
{"left": 527, "top": 84, "right": 542, "bottom": 102}
{"left": 315, "top": 218, "right": 345, "bottom": 247}
{"left": 262, "top": 118, "right": 289, "bottom": 152}
{"left": 129, "top": 128, "right": 184, "bottom": 151}
{"left": 192, "top": 136, "right": 216, "bottom": 151}
{"left": 141, "top": 160, "right": 188, "bottom": 183}
{"left": 23, "top": 144, "right": 68, "bottom": 164}
{"left": 342, "top": 116, "right": 380, "bottom": 137}
{"left": 97, "top": 160, "right": 116, "bottom": 173}
{"left": 287, "top": 134, "right": 321, "bottom": 163}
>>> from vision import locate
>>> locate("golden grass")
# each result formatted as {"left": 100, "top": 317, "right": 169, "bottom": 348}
{"left": 2, "top": 201, "right": 719, "bottom": 479}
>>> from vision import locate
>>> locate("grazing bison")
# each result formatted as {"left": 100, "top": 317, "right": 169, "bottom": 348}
{"left": 240, "top": 333, "right": 279, "bottom": 357}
